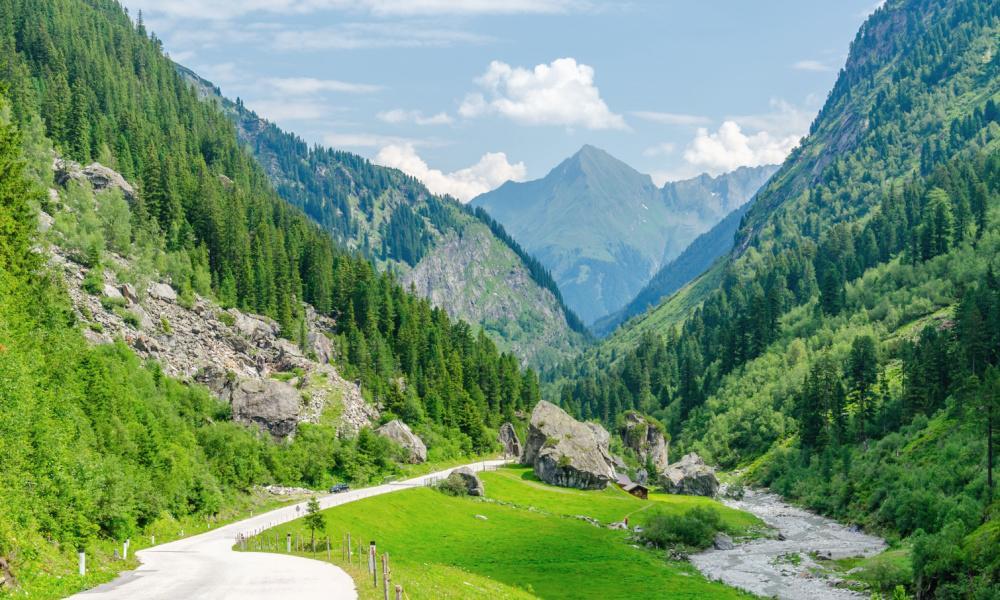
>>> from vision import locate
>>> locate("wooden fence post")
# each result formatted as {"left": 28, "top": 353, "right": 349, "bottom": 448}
{"left": 382, "top": 552, "right": 390, "bottom": 600}
{"left": 369, "top": 541, "right": 377, "bottom": 587}
{"left": 395, "top": 584, "right": 403, "bottom": 600}
{"left": 326, "top": 537, "right": 331, "bottom": 561}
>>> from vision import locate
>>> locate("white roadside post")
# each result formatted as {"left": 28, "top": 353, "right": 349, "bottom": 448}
{"left": 78, "top": 551, "right": 86, "bottom": 576}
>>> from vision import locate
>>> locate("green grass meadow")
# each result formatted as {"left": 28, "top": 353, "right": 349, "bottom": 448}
{"left": 245, "top": 466, "right": 763, "bottom": 599}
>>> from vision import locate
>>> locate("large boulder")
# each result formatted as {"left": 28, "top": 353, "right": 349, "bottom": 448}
{"left": 522, "top": 401, "right": 615, "bottom": 490}
{"left": 619, "top": 411, "right": 670, "bottom": 474}
{"left": 498, "top": 422, "right": 522, "bottom": 460}
{"left": 147, "top": 282, "right": 177, "bottom": 303}
{"left": 376, "top": 419, "right": 427, "bottom": 463}
{"left": 54, "top": 158, "right": 136, "bottom": 202}
{"left": 228, "top": 378, "right": 302, "bottom": 438}
{"left": 659, "top": 453, "right": 719, "bottom": 497}
{"left": 446, "top": 467, "right": 485, "bottom": 497}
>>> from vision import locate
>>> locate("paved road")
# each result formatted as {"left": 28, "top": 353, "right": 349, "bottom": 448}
{"left": 75, "top": 460, "right": 507, "bottom": 600}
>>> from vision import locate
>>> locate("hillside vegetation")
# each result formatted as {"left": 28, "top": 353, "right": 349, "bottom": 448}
{"left": 552, "top": 0, "right": 999, "bottom": 595}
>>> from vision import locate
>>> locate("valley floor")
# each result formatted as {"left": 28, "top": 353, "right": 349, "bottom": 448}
{"left": 67, "top": 461, "right": 507, "bottom": 600}
{"left": 251, "top": 466, "right": 764, "bottom": 599}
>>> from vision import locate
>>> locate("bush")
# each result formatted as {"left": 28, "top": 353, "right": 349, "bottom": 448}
{"left": 435, "top": 476, "right": 470, "bottom": 497}
{"left": 82, "top": 268, "right": 103, "bottom": 295}
{"left": 640, "top": 506, "right": 723, "bottom": 550}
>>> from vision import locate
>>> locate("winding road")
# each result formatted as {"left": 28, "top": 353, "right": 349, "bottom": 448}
{"left": 75, "top": 460, "right": 507, "bottom": 600}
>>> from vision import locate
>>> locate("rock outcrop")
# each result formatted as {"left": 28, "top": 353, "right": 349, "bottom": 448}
{"left": 54, "top": 158, "right": 136, "bottom": 201}
{"left": 446, "top": 467, "right": 485, "bottom": 497}
{"left": 619, "top": 411, "right": 669, "bottom": 474}
{"left": 659, "top": 453, "right": 719, "bottom": 497}
{"left": 44, "top": 159, "right": 378, "bottom": 439}
{"left": 226, "top": 378, "right": 302, "bottom": 438}
{"left": 498, "top": 422, "right": 522, "bottom": 459}
{"left": 522, "top": 401, "right": 615, "bottom": 490}
{"left": 376, "top": 419, "right": 427, "bottom": 463}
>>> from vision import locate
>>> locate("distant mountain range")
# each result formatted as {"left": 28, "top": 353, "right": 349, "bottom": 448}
{"left": 471, "top": 146, "right": 776, "bottom": 325}
{"left": 591, "top": 196, "right": 755, "bottom": 336}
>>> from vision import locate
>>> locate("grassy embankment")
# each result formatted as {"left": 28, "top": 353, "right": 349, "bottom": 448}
{"left": 242, "top": 466, "right": 765, "bottom": 599}
{"left": 5, "top": 489, "right": 313, "bottom": 600}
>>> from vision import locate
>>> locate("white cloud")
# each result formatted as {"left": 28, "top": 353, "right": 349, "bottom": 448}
{"left": 263, "top": 77, "right": 382, "bottom": 94}
{"left": 377, "top": 109, "right": 453, "bottom": 126}
{"left": 632, "top": 111, "right": 710, "bottom": 126}
{"left": 374, "top": 144, "right": 525, "bottom": 201}
{"left": 792, "top": 59, "right": 833, "bottom": 72}
{"left": 361, "top": 0, "right": 585, "bottom": 16}
{"left": 272, "top": 23, "right": 490, "bottom": 51}
{"left": 125, "top": 0, "right": 586, "bottom": 19}
{"left": 459, "top": 58, "right": 627, "bottom": 131}
{"left": 727, "top": 98, "right": 817, "bottom": 139}
{"left": 682, "top": 121, "right": 801, "bottom": 175}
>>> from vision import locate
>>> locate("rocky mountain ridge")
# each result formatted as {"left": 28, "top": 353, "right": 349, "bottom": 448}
{"left": 471, "top": 146, "right": 776, "bottom": 325}
{"left": 44, "top": 159, "right": 377, "bottom": 437}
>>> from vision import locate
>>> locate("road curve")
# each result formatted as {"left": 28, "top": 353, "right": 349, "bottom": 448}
{"left": 75, "top": 460, "right": 508, "bottom": 600}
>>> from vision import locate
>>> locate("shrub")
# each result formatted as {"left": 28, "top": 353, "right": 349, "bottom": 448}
{"left": 640, "top": 506, "right": 723, "bottom": 550}
{"left": 82, "top": 268, "right": 103, "bottom": 295}
{"left": 218, "top": 311, "right": 236, "bottom": 327}
{"left": 435, "top": 476, "right": 470, "bottom": 497}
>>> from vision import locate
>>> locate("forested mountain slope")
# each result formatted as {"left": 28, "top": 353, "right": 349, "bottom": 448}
{"left": 553, "top": 0, "right": 999, "bottom": 595}
{"left": 592, "top": 198, "right": 756, "bottom": 337}
{"left": 471, "top": 146, "right": 774, "bottom": 325}
{"left": 177, "top": 66, "right": 585, "bottom": 369}
{"left": 0, "top": 0, "right": 546, "bottom": 593}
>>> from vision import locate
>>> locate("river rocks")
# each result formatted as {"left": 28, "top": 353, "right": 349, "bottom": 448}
{"left": 499, "top": 422, "right": 522, "bottom": 459}
{"left": 522, "top": 401, "right": 615, "bottom": 490}
{"left": 619, "top": 411, "right": 670, "bottom": 474}
{"left": 659, "top": 453, "right": 720, "bottom": 497}
{"left": 446, "top": 467, "right": 485, "bottom": 497}
{"left": 227, "top": 378, "right": 302, "bottom": 438}
{"left": 147, "top": 282, "right": 177, "bottom": 302}
{"left": 713, "top": 533, "right": 735, "bottom": 550}
{"left": 376, "top": 419, "right": 427, "bottom": 463}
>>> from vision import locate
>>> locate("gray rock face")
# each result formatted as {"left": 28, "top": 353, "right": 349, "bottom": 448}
{"left": 54, "top": 158, "right": 136, "bottom": 201}
{"left": 522, "top": 401, "right": 615, "bottom": 490}
{"left": 659, "top": 453, "right": 719, "bottom": 497}
{"left": 230, "top": 379, "right": 301, "bottom": 438}
{"left": 498, "top": 422, "right": 522, "bottom": 459}
{"left": 376, "top": 419, "right": 427, "bottom": 463}
{"left": 447, "top": 467, "right": 485, "bottom": 497}
{"left": 619, "top": 411, "right": 669, "bottom": 474}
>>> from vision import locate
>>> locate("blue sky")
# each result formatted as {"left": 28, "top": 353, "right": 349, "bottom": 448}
{"left": 125, "top": 0, "right": 882, "bottom": 200}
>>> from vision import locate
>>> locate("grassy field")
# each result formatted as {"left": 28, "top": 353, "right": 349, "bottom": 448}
{"left": 245, "top": 466, "right": 764, "bottom": 599}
